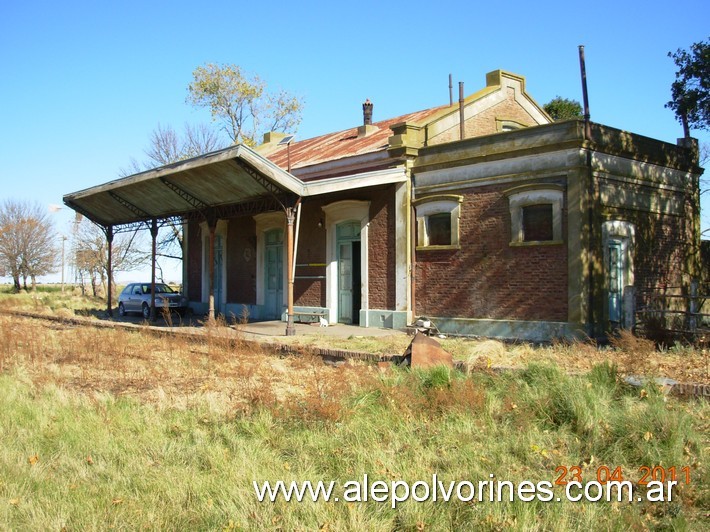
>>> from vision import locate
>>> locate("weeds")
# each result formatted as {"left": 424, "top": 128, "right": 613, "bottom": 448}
{"left": 0, "top": 314, "right": 707, "bottom": 529}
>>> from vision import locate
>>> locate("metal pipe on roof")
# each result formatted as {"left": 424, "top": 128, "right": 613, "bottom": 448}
{"left": 459, "top": 82, "right": 465, "bottom": 140}
{"left": 449, "top": 74, "right": 453, "bottom": 107}
{"left": 578, "top": 45, "right": 592, "bottom": 141}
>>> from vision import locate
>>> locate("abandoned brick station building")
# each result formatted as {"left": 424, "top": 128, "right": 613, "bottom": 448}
{"left": 63, "top": 70, "right": 703, "bottom": 342}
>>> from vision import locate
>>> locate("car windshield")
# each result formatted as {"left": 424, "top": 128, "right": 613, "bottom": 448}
{"left": 141, "top": 284, "right": 175, "bottom": 294}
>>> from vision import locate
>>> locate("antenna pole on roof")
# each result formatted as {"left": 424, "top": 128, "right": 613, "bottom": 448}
{"left": 449, "top": 74, "right": 453, "bottom": 106}
{"left": 277, "top": 135, "right": 295, "bottom": 173}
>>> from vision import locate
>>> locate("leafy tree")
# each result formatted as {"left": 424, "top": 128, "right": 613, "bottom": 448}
{"left": 0, "top": 200, "right": 57, "bottom": 291}
{"left": 543, "top": 96, "right": 583, "bottom": 121}
{"left": 666, "top": 38, "right": 709, "bottom": 134}
{"left": 187, "top": 63, "right": 304, "bottom": 146}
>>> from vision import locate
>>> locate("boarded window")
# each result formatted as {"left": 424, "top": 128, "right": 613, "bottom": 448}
{"left": 427, "top": 212, "right": 451, "bottom": 246}
{"left": 522, "top": 204, "right": 553, "bottom": 241}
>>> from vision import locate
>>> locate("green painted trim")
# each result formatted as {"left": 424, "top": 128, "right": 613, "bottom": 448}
{"left": 362, "top": 310, "right": 409, "bottom": 330}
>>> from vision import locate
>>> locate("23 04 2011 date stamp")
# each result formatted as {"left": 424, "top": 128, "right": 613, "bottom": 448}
{"left": 554, "top": 465, "right": 692, "bottom": 486}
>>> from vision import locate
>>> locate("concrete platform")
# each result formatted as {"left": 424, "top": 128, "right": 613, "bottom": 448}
{"left": 238, "top": 320, "right": 405, "bottom": 339}
{"left": 111, "top": 312, "right": 407, "bottom": 342}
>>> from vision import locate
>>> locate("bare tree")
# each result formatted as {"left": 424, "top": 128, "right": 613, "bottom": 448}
{"left": 117, "top": 122, "right": 225, "bottom": 273}
{"left": 74, "top": 219, "right": 148, "bottom": 296}
{"left": 0, "top": 200, "right": 57, "bottom": 291}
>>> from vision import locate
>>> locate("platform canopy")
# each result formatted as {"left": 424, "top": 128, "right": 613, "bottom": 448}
{"left": 63, "top": 144, "right": 306, "bottom": 229}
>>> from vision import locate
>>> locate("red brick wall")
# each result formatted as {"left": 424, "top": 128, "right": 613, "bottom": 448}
{"left": 184, "top": 185, "right": 398, "bottom": 311}
{"left": 415, "top": 184, "right": 568, "bottom": 321}
{"left": 431, "top": 88, "right": 541, "bottom": 145}
{"left": 290, "top": 186, "right": 396, "bottom": 310}
{"left": 601, "top": 206, "right": 692, "bottom": 292}
{"left": 226, "top": 217, "right": 256, "bottom": 304}
{"left": 294, "top": 202, "right": 327, "bottom": 306}
{"left": 368, "top": 186, "right": 396, "bottom": 310}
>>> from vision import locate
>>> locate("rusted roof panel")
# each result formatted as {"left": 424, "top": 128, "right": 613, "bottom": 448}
{"left": 266, "top": 105, "right": 448, "bottom": 171}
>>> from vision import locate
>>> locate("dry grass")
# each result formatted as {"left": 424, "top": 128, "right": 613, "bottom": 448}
{"left": 0, "top": 312, "right": 707, "bottom": 529}
{"left": 0, "top": 314, "right": 380, "bottom": 417}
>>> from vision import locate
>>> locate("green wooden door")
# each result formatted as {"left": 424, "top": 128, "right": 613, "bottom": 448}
{"left": 264, "top": 229, "right": 283, "bottom": 319}
{"left": 608, "top": 240, "right": 623, "bottom": 324}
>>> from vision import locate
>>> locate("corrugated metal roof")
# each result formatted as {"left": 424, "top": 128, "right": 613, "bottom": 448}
{"left": 265, "top": 105, "right": 448, "bottom": 171}
{"left": 61, "top": 103, "right": 463, "bottom": 227}
{"left": 63, "top": 145, "right": 304, "bottom": 227}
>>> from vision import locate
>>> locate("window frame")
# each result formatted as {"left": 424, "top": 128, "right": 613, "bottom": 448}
{"left": 506, "top": 185, "right": 564, "bottom": 246}
{"left": 413, "top": 194, "right": 463, "bottom": 251}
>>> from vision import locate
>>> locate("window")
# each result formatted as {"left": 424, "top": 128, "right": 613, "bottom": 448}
{"left": 496, "top": 119, "right": 527, "bottom": 132}
{"left": 522, "top": 204, "right": 553, "bottom": 241}
{"left": 427, "top": 213, "right": 452, "bottom": 246}
{"left": 413, "top": 195, "right": 463, "bottom": 250}
{"left": 506, "top": 186, "right": 563, "bottom": 245}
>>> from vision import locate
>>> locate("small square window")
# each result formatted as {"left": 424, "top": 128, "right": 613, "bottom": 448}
{"left": 506, "top": 186, "right": 563, "bottom": 246}
{"left": 413, "top": 195, "right": 463, "bottom": 250}
{"left": 522, "top": 204, "right": 553, "bottom": 241}
{"left": 427, "top": 213, "right": 452, "bottom": 246}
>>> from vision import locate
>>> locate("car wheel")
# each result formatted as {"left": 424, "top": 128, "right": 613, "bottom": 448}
{"left": 118, "top": 303, "right": 126, "bottom": 317}
{"left": 142, "top": 303, "right": 151, "bottom": 320}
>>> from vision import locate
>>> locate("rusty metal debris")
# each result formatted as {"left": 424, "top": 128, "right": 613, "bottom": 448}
{"left": 402, "top": 332, "right": 454, "bottom": 369}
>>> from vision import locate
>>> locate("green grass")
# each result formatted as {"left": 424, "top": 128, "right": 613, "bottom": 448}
{"left": 0, "top": 362, "right": 706, "bottom": 530}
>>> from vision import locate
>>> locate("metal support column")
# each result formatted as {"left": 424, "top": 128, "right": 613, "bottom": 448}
{"left": 105, "top": 225, "right": 114, "bottom": 317}
{"left": 150, "top": 218, "right": 158, "bottom": 321}
{"left": 207, "top": 218, "right": 217, "bottom": 323}
{"left": 285, "top": 206, "right": 296, "bottom": 336}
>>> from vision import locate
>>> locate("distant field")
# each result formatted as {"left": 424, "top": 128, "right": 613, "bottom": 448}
{"left": 0, "top": 311, "right": 707, "bottom": 529}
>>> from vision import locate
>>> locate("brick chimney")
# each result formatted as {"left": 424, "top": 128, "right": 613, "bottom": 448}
{"left": 358, "top": 99, "right": 378, "bottom": 138}
{"left": 363, "top": 99, "right": 373, "bottom": 125}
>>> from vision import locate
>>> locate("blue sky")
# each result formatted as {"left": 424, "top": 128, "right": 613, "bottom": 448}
{"left": 1, "top": 0, "right": 708, "bottom": 282}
